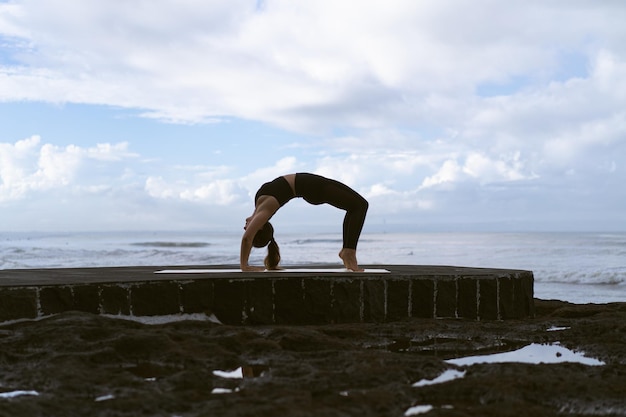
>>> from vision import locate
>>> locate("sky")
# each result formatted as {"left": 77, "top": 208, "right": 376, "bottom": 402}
{"left": 1, "top": 0, "right": 625, "bottom": 233}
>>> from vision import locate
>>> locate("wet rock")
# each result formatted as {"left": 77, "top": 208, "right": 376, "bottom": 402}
{"left": 0, "top": 300, "right": 624, "bottom": 417}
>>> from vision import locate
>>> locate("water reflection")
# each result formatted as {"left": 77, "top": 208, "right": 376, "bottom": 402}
{"left": 211, "top": 364, "right": 270, "bottom": 395}
{"left": 212, "top": 365, "right": 270, "bottom": 379}
{"left": 445, "top": 343, "right": 604, "bottom": 366}
{"left": 404, "top": 404, "right": 433, "bottom": 416}
{"left": 412, "top": 369, "right": 466, "bottom": 387}
{"left": 546, "top": 326, "right": 571, "bottom": 332}
{"left": 377, "top": 336, "right": 528, "bottom": 359}
{"left": 242, "top": 364, "right": 270, "bottom": 378}
{"left": 0, "top": 390, "right": 39, "bottom": 399}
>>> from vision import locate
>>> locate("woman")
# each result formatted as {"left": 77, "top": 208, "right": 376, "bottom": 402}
{"left": 240, "top": 173, "right": 369, "bottom": 272}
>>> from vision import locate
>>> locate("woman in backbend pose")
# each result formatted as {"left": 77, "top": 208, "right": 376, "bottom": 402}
{"left": 241, "top": 173, "right": 369, "bottom": 272}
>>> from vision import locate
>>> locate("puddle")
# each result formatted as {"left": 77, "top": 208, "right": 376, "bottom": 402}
{"left": 375, "top": 336, "right": 528, "bottom": 359}
{"left": 383, "top": 336, "right": 464, "bottom": 354}
{"left": 404, "top": 405, "right": 433, "bottom": 416}
{"left": 212, "top": 364, "right": 270, "bottom": 394}
{"left": 1, "top": 313, "right": 222, "bottom": 328}
{"left": 95, "top": 394, "right": 115, "bottom": 402}
{"left": 412, "top": 369, "right": 466, "bottom": 387}
{"left": 0, "top": 390, "right": 39, "bottom": 399}
{"left": 409, "top": 343, "right": 603, "bottom": 397}
{"left": 213, "top": 367, "right": 244, "bottom": 379}
{"left": 102, "top": 313, "right": 221, "bottom": 325}
{"left": 445, "top": 343, "right": 604, "bottom": 366}
{"left": 405, "top": 405, "right": 454, "bottom": 416}
{"left": 211, "top": 387, "right": 240, "bottom": 395}
{"left": 546, "top": 326, "right": 571, "bottom": 332}
{"left": 242, "top": 364, "right": 270, "bottom": 378}
{"left": 213, "top": 365, "right": 270, "bottom": 379}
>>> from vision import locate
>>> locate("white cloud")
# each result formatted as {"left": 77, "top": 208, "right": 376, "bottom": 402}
{"left": 419, "top": 151, "right": 537, "bottom": 190}
{"left": 462, "top": 151, "right": 531, "bottom": 183}
{"left": 145, "top": 176, "right": 247, "bottom": 205}
{"left": 180, "top": 180, "right": 243, "bottom": 204}
{"left": 1, "top": 1, "right": 626, "bottom": 231}
{"left": 2, "top": 1, "right": 625, "bottom": 131}
{"left": 0, "top": 135, "right": 40, "bottom": 200}
{"left": 242, "top": 157, "right": 301, "bottom": 192}
{"left": 144, "top": 176, "right": 176, "bottom": 200}
{"left": 0, "top": 136, "right": 81, "bottom": 199}
{"left": 143, "top": 157, "right": 302, "bottom": 207}
{"left": 0, "top": 136, "right": 138, "bottom": 202}
{"left": 35, "top": 142, "right": 81, "bottom": 187}
{"left": 421, "top": 159, "right": 461, "bottom": 189}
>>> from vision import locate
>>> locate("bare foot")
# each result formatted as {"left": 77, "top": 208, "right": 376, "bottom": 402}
{"left": 338, "top": 249, "right": 349, "bottom": 269}
{"left": 338, "top": 248, "right": 364, "bottom": 272}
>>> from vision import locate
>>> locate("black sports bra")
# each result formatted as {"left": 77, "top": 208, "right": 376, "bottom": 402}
{"left": 254, "top": 176, "right": 295, "bottom": 207}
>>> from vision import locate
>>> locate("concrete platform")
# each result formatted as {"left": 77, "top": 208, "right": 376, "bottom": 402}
{"left": 0, "top": 265, "right": 534, "bottom": 324}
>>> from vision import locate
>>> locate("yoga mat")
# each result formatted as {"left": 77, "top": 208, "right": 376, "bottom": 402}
{"left": 155, "top": 268, "right": 390, "bottom": 274}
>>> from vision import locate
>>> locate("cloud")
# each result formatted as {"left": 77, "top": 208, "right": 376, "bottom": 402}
{"left": 0, "top": 136, "right": 137, "bottom": 202}
{"left": 420, "top": 159, "right": 462, "bottom": 189}
{"left": 1, "top": 2, "right": 626, "bottom": 231}
{"left": 242, "top": 157, "right": 301, "bottom": 191}
{"left": 2, "top": 1, "right": 625, "bottom": 131}
{"left": 0, "top": 135, "right": 79, "bottom": 200}
{"left": 145, "top": 176, "right": 248, "bottom": 205}
{"left": 420, "top": 151, "right": 537, "bottom": 190}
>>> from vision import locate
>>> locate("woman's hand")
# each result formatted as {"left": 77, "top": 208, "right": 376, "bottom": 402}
{"left": 241, "top": 265, "right": 266, "bottom": 272}
{"left": 240, "top": 199, "right": 280, "bottom": 273}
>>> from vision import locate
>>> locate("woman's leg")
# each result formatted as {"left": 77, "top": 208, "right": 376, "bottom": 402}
{"left": 297, "top": 174, "right": 368, "bottom": 269}
{"left": 341, "top": 193, "right": 368, "bottom": 249}
{"left": 337, "top": 192, "right": 368, "bottom": 271}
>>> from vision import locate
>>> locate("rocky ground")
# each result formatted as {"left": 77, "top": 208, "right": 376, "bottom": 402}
{"left": 0, "top": 299, "right": 624, "bottom": 417}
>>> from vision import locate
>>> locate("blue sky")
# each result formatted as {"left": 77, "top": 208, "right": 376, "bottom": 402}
{"left": 1, "top": 1, "right": 625, "bottom": 232}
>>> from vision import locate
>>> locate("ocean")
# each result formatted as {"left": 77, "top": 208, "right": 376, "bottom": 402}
{"left": 1, "top": 231, "right": 624, "bottom": 304}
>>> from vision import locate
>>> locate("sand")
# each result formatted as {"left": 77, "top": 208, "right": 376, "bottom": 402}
{"left": 0, "top": 299, "right": 624, "bottom": 417}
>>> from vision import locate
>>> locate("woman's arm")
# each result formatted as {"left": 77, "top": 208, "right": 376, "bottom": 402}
{"left": 240, "top": 238, "right": 265, "bottom": 271}
{"left": 240, "top": 204, "right": 275, "bottom": 271}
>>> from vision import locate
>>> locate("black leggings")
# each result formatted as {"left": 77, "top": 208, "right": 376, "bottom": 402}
{"left": 295, "top": 173, "right": 369, "bottom": 249}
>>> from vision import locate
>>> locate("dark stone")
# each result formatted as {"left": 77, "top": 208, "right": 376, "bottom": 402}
{"left": 0, "top": 299, "right": 623, "bottom": 417}
{"left": 180, "top": 280, "right": 214, "bottom": 314}
{"left": 302, "top": 279, "right": 332, "bottom": 325}
{"left": 213, "top": 279, "right": 245, "bottom": 325}
{"left": 274, "top": 278, "right": 306, "bottom": 325}
{"left": 411, "top": 278, "right": 434, "bottom": 318}
{"left": 363, "top": 280, "right": 386, "bottom": 322}
{"left": 386, "top": 279, "right": 410, "bottom": 321}
{"left": 244, "top": 279, "right": 274, "bottom": 325}
{"left": 331, "top": 279, "right": 361, "bottom": 323}
{"left": 0, "top": 288, "right": 38, "bottom": 321}
{"left": 131, "top": 282, "right": 180, "bottom": 316}
{"left": 71, "top": 285, "right": 100, "bottom": 314}
{"left": 39, "top": 286, "right": 73, "bottom": 315}
{"left": 457, "top": 278, "right": 478, "bottom": 319}
{"left": 498, "top": 276, "right": 515, "bottom": 319}
{"left": 513, "top": 272, "right": 535, "bottom": 318}
{"left": 100, "top": 285, "right": 130, "bottom": 315}
{"left": 0, "top": 265, "right": 536, "bottom": 324}
{"left": 435, "top": 278, "right": 457, "bottom": 318}
{"left": 478, "top": 278, "right": 498, "bottom": 320}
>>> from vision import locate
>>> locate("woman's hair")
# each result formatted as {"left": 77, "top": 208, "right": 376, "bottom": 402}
{"left": 252, "top": 222, "right": 281, "bottom": 270}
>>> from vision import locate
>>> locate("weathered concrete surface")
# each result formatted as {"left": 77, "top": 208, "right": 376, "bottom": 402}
{"left": 0, "top": 265, "right": 534, "bottom": 324}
